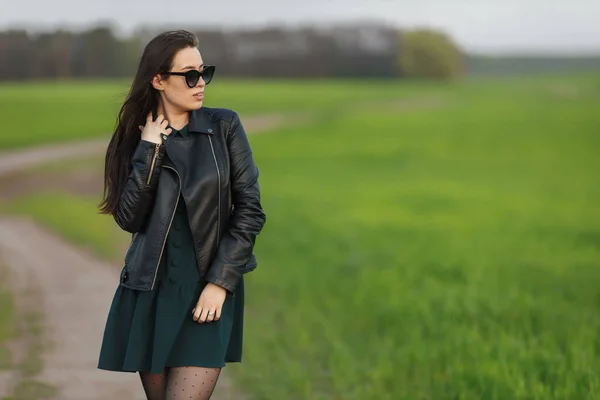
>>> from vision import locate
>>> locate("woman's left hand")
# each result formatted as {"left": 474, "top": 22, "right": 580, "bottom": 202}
{"left": 192, "top": 283, "right": 227, "bottom": 323}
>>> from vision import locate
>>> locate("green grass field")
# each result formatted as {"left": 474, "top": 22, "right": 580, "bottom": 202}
{"left": 0, "top": 78, "right": 442, "bottom": 150}
{"left": 4, "top": 73, "right": 600, "bottom": 399}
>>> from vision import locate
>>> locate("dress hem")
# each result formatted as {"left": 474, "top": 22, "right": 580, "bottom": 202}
{"left": 97, "top": 359, "right": 240, "bottom": 374}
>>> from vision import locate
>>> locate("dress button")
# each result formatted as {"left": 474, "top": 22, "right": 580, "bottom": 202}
{"left": 170, "top": 260, "right": 177, "bottom": 267}
{"left": 121, "top": 272, "right": 128, "bottom": 282}
{"left": 172, "top": 242, "right": 180, "bottom": 248}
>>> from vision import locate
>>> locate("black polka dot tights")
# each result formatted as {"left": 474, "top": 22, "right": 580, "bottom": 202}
{"left": 139, "top": 366, "right": 221, "bottom": 400}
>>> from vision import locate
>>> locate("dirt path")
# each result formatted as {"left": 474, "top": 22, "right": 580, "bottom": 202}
{"left": 0, "top": 217, "right": 144, "bottom": 399}
{"left": 0, "top": 113, "right": 290, "bottom": 399}
{"left": 0, "top": 139, "right": 109, "bottom": 178}
{"left": 0, "top": 113, "right": 291, "bottom": 178}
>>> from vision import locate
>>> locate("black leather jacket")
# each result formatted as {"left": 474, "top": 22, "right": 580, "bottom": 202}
{"left": 115, "top": 107, "right": 266, "bottom": 294}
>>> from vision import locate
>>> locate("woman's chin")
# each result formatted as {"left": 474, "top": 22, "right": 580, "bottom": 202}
{"left": 190, "top": 100, "right": 204, "bottom": 110}
{"left": 180, "top": 101, "right": 203, "bottom": 111}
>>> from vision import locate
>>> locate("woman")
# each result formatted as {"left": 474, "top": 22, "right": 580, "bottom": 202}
{"left": 96, "top": 30, "right": 266, "bottom": 400}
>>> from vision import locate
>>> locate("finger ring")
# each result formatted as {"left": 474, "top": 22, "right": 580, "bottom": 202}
{"left": 208, "top": 311, "right": 215, "bottom": 316}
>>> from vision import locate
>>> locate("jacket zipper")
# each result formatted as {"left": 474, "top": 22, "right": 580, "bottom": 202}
{"left": 146, "top": 143, "right": 161, "bottom": 185}
{"left": 208, "top": 136, "right": 221, "bottom": 246}
{"left": 150, "top": 164, "right": 181, "bottom": 290}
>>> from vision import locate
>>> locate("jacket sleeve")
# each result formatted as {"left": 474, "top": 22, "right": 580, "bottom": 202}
{"left": 114, "top": 139, "right": 165, "bottom": 233}
{"left": 205, "top": 112, "right": 267, "bottom": 293}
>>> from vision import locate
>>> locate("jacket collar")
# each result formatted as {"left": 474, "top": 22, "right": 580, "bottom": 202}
{"left": 189, "top": 107, "right": 217, "bottom": 135}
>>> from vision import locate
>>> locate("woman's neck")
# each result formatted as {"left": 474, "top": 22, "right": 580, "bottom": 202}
{"left": 157, "top": 101, "right": 189, "bottom": 131}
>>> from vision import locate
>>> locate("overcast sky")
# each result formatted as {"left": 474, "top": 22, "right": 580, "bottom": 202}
{"left": 2, "top": 0, "right": 599, "bottom": 54}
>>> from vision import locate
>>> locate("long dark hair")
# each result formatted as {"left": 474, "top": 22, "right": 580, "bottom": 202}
{"left": 98, "top": 30, "right": 199, "bottom": 215}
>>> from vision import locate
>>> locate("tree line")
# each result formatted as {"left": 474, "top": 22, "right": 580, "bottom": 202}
{"left": 0, "top": 23, "right": 465, "bottom": 81}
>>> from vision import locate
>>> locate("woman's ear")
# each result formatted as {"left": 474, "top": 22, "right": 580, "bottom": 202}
{"left": 151, "top": 74, "right": 164, "bottom": 91}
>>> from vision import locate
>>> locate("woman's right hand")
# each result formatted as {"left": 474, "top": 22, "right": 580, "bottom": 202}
{"left": 139, "top": 113, "right": 173, "bottom": 144}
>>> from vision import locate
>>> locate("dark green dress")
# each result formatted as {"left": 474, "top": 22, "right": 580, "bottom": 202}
{"left": 98, "top": 125, "right": 245, "bottom": 374}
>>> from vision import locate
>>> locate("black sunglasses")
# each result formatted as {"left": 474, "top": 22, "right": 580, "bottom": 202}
{"left": 162, "top": 65, "right": 216, "bottom": 88}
